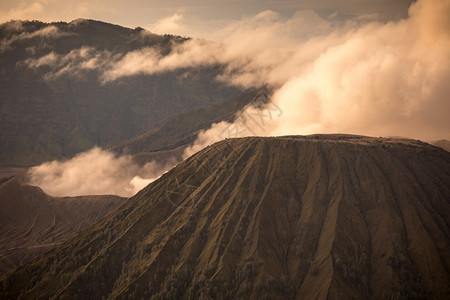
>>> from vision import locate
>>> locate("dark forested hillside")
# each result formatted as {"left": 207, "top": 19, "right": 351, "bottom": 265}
{"left": 0, "top": 19, "right": 242, "bottom": 165}
{"left": 1, "top": 135, "right": 449, "bottom": 299}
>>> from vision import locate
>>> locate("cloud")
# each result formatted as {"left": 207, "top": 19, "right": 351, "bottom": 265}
{"left": 24, "top": 51, "right": 59, "bottom": 68}
{"left": 1, "top": 20, "right": 25, "bottom": 31}
{"left": 23, "top": 46, "right": 115, "bottom": 79}
{"left": 98, "top": 10, "right": 334, "bottom": 84}
{"left": 182, "top": 102, "right": 284, "bottom": 158}
{"left": 23, "top": 38, "right": 224, "bottom": 82}
{"left": 21, "top": 10, "right": 335, "bottom": 84}
{"left": 97, "top": 10, "right": 348, "bottom": 86}
{"left": 26, "top": 147, "right": 173, "bottom": 197}
{"left": 1, "top": 25, "right": 67, "bottom": 52}
{"left": 0, "top": 2, "right": 44, "bottom": 23}
{"left": 148, "top": 13, "right": 184, "bottom": 35}
{"left": 101, "top": 39, "right": 224, "bottom": 81}
{"left": 183, "top": 0, "right": 450, "bottom": 146}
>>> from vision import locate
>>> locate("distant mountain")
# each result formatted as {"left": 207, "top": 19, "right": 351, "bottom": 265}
{"left": 0, "top": 19, "right": 243, "bottom": 165}
{"left": 432, "top": 139, "right": 450, "bottom": 152}
{"left": 1, "top": 135, "right": 449, "bottom": 299}
{"left": 0, "top": 175, "right": 125, "bottom": 275}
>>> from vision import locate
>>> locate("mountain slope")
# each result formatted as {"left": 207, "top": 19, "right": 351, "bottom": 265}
{"left": 0, "top": 19, "right": 242, "bottom": 165}
{"left": 112, "top": 87, "right": 271, "bottom": 155}
{"left": 0, "top": 175, "right": 125, "bottom": 275}
{"left": 1, "top": 135, "right": 449, "bottom": 299}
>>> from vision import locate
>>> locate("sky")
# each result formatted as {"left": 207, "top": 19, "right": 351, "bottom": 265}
{"left": 1, "top": 0, "right": 415, "bottom": 37}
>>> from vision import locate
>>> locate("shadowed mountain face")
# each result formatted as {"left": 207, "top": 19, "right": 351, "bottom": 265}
{"left": 0, "top": 176, "right": 125, "bottom": 275}
{"left": 0, "top": 19, "right": 242, "bottom": 165}
{"left": 1, "top": 135, "right": 449, "bottom": 299}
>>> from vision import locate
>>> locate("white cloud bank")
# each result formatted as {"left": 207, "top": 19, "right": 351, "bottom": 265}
{"left": 148, "top": 13, "right": 184, "bottom": 35}
{"left": 26, "top": 147, "right": 171, "bottom": 197}
{"left": 182, "top": 0, "right": 450, "bottom": 143}
{"left": 24, "top": 46, "right": 115, "bottom": 79}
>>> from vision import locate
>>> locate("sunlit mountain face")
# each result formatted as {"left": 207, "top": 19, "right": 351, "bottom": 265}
{"left": 0, "top": 0, "right": 449, "bottom": 298}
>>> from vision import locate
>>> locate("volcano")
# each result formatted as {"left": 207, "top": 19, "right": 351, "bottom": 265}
{"left": 1, "top": 135, "right": 449, "bottom": 299}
